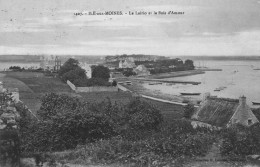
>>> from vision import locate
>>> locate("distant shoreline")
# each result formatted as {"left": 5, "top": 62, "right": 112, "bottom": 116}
{"left": 147, "top": 70, "right": 205, "bottom": 79}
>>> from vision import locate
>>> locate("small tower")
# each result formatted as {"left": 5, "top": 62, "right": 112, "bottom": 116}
{"left": 54, "top": 56, "right": 62, "bottom": 72}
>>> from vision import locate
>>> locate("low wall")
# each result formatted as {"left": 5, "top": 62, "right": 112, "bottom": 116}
{"left": 67, "top": 80, "right": 76, "bottom": 91}
{"left": 76, "top": 86, "right": 118, "bottom": 93}
{"left": 117, "top": 84, "right": 131, "bottom": 92}
{"left": 67, "top": 80, "right": 118, "bottom": 93}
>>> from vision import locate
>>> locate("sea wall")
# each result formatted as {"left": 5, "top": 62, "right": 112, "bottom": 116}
{"left": 67, "top": 80, "right": 118, "bottom": 93}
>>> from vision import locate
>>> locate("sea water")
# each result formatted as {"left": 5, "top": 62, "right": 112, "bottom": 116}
{"left": 143, "top": 60, "right": 260, "bottom": 107}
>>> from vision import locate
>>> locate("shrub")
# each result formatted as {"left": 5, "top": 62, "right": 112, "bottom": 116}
{"left": 61, "top": 67, "right": 86, "bottom": 83}
{"left": 220, "top": 124, "right": 260, "bottom": 157}
{"left": 21, "top": 94, "right": 164, "bottom": 153}
{"left": 183, "top": 103, "right": 195, "bottom": 119}
{"left": 91, "top": 65, "right": 110, "bottom": 81}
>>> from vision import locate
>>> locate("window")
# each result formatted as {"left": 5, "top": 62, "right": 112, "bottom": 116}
{"left": 248, "top": 119, "right": 252, "bottom": 125}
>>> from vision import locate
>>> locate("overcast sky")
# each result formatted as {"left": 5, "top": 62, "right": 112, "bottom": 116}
{"left": 0, "top": 0, "right": 260, "bottom": 56}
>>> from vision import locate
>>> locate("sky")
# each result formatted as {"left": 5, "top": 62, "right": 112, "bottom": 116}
{"left": 0, "top": 0, "right": 260, "bottom": 56}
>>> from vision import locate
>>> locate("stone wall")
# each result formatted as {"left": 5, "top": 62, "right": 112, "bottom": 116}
{"left": 75, "top": 86, "right": 118, "bottom": 93}
{"left": 67, "top": 80, "right": 76, "bottom": 91}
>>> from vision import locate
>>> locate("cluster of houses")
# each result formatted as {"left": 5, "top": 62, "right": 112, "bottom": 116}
{"left": 105, "top": 54, "right": 162, "bottom": 63}
{"left": 40, "top": 56, "right": 93, "bottom": 79}
{"left": 40, "top": 55, "right": 62, "bottom": 72}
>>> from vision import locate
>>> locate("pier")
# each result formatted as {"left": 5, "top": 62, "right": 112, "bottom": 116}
{"left": 133, "top": 78, "right": 201, "bottom": 85}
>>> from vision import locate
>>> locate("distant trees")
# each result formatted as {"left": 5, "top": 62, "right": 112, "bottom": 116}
{"left": 58, "top": 58, "right": 87, "bottom": 82}
{"left": 9, "top": 66, "right": 22, "bottom": 71}
{"left": 58, "top": 59, "right": 112, "bottom": 87}
{"left": 184, "top": 59, "right": 195, "bottom": 70}
{"left": 61, "top": 67, "right": 86, "bottom": 83}
{"left": 142, "top": 58, "right": 195, "bottom": 75}
{"left": 58, "top": 58, "right": 80, "bottom": 77}
{"left": 91, "top": 65, "right": 110, "bottom": 81}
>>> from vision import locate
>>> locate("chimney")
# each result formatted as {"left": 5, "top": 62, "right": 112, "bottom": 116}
{"left": 239, "top": 95, "right": 246, "bottom": 106}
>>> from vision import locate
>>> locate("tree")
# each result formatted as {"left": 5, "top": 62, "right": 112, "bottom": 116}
{"left": 124, "top": 98, "right": 163, "bottom": 131}
{"left": 92, "top": 65, "right": 110, "bottom": 81}
{"left": 58, "top": 58, "right": 80, "bottom": 77}
{"left": 184, "top": 59, "right": 195, "bottom": 69}
{"left": 61, "top": 67, "right": 86, "bottom": 83}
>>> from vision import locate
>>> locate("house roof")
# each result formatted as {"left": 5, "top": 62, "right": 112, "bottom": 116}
{"left": 192, "top": 97, "right": 240, "bottom": 127}
{"left": 193, "top": 96, "right": 259, "bottom": 127}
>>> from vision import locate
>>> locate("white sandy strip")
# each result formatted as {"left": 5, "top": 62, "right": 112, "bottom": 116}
{"left": 118, "top": 83, "right": 191, "bottom": 107}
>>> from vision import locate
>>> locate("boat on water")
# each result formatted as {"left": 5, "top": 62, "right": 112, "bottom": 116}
{"left": 252, "top": 102, "right": 260, "bottom": 105}
{"left": 214, "top": 86, "right": 227, "bottom": 91}
{"left": 148, "top": 82, "right": 162, "bottom": 85}
{"left": 214, "top": 88, "right": 221, "bottom": 91}
{"left": 180, "top": 92, "right": 201, "bottom": 96}
{"left": 253, "top": 68, "right": 260, "bottom": 70}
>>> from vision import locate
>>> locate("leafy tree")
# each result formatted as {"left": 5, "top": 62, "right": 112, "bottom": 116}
{"left": 124, "top": 98, "right": 163, "bottom": 131}
{"left": 58, "top": 58, "right": 80, "bottom": 77}
{"left": 184, "top": 59, "right": 195, "bottom": 69}
{"left": 61, "top": 67, "right": 86, "bottom": 83}
{"left": 220, "top": 124, "right": 260, "bottom": 156}
{"left": 92, "top": 65, "right": 110, "bottom": 81}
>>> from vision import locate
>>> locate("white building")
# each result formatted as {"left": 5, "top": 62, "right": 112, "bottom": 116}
{"left": 80, "top": 63, "right": 92, "bottom": 78}
{"left": 119, "top": 60, "right": 136, "bottom": 69}
{"left": 40, "top": 55, "right": 61, "bottom": 71}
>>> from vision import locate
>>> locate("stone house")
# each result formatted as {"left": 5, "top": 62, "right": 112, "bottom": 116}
{"left": 192, "top": 94, "right": 259, "bottom": 128}
{"left": 40, "top": 55, "right": 61, "bottom": 71}
{"left": 119, "top": 60, "right": 136, "bottom": 69}
{"left": 133, "top": 65, "right": 150, "bottom": 76}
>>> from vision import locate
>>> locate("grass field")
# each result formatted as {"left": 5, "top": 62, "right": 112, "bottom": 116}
{"left": 2, "top": 71, "right": 76, "bottom": 113}
{"left": 1, "top": 71, "right": 184, "bottom": 121}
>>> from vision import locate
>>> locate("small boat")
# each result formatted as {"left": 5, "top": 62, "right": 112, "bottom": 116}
{"left": 252, "top": 102, "right": 260, "bottom": 105}
{"left": 253, "top": 68, "right": 260, "bottom": 70}
{"left": 180, "top": 92, "right": 201, "bottom": 96}
{"left": 214, "top": 86, "right": 226, "bottom": 91}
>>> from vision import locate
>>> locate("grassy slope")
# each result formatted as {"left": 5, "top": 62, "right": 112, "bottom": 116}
{"left": 2, "top": 71, "right": 76, "bottom": 113}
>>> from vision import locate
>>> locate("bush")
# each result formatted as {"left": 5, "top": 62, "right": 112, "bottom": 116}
{"left": 183, "top": 103, "right": 195, "bottom": 119}
{"left": 58, "top": 58, "right": 80, "bottom": 77}
{"left": 91, "top": 65, "right": 110, "bottom": 81}
{"left": 61, "top": 67, "right": 86, "bottom": 83}
{"left": 220, "top": 124, "right": 260, "bottom": 157}
{"left": 53, "top": 121, "right": 216, "bottom": 166}
{"left": 21, "top": 94, "right": 163, "bottom": 153}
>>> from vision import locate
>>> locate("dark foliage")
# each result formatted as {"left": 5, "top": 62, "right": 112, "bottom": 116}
{"left": 9, "top": 66, "right": 22, "bottom": 71}
{"left": 220, "top": 123, "right": 260, "bottom": 156}
{"left": 61, "top": 67, "right": 86, "bottom": 83}
{"left": 183, "top": 103, "right": 195, "bottom": 119}
{"left": 58, "top": 58, "right": 80, "bottom": 77}
{"left": 20, "top": 94, "right": 163, "bottom": 152}
{"left": 91, "top": 65, "right": 110, "bottom": 81}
